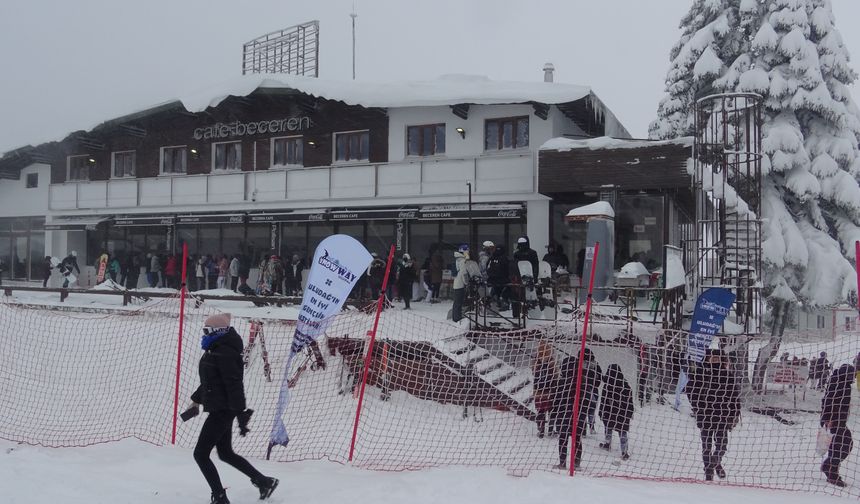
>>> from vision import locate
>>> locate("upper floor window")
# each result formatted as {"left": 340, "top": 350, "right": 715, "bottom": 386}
{"left": 25, "top": 173, "right": 38, "bottom": 188}
{"left": 160, "top": 146, "right": 187, "bottom": 175}
{"left": 67, "top": 155, "right": 92, "bottom": 181}
{"left": 271, "top": 136, "right": 303, "bottom": 167}
{"left": 112, "top": 151, "right": 136, "bottom": 178}
{"left": 816, "top": 314, "right": 826, "bottom": 329}
{"left": 485, "top": 116, "right": 529, "bottom": 151}
{"left": 335, "top": 130, "right": 370, "bottom": 162}
{"left": 407, "top": 124, "right": 446, "bottom": 156}
{"left": 213, "top": 141, "right": 242, "bottom": 171}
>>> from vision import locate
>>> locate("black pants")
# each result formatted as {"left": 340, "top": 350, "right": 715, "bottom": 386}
{"left": 193, "top": 410, "right": 265, "bottom": 494}
{"left": 823, "top": 426, "right": 853, "bottom": 480}
{"left": 399, "top": 282, "right": 411, "bottom": 308}
{"left": 231, "top": 277, "right": 239, "bottom": 291}
{"left": 558, "top": 418, "right": 585, "bottom": 467}
{"left": 452, "top": 288, "right": 465, "bottom": 322}
{"left": 700, "top": 428, "right": 728, "bottom": 475}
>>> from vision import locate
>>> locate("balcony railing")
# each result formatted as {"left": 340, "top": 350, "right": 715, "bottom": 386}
{"left": 49, "top": 153, "right": 536, "bottom": 211}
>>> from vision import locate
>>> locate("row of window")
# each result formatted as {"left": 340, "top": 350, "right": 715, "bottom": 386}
{"left": 64, "top": 117, "right": 530, "bottom": 181}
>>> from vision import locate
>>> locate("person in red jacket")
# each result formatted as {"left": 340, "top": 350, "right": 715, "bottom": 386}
{"left": 164, "top": 254, "right": 179, "bottom": 289}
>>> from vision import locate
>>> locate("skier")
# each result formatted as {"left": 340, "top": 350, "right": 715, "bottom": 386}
{"left": 687, "top": 349, "right": 741, "bottom": 481}
{"left": 368, "top": 253, "right": 386, "bottom": 300}
{"left": 428, "top": 245, "right": 444, "bottom": 303}
{"left": 820, "top": 363, "right": 854, "bottom": 487}
{"left": 598, "top": 364, "right": 634, "bottom": 460}
{"left": 187, "top": 313, "right": 279, "bottom": 504}
{"left": 542, "top": 242, "right": 569, "bottom": 271}
{"left": 396, "top": 253, "right": 417, "bottom": 310}
{"left": 59, "top": 251, "right": 81, "bottom": 288}
{"left": 486, "top": 245, "right": 511, "bottom": 310}
{"left": 512, "top": 236, "right": 539, "bottom": 317}
{"left": 286, "top": 254, "right": 304, "bottom": 295}
{"left": 150, "top": 253, "right": 162, "bottom": 287}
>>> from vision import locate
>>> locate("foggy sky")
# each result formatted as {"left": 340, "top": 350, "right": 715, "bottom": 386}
{"left": 1, "top": 0, "right": 858, "bottom": 154}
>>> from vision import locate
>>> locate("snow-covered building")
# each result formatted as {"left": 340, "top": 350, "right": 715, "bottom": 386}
{"left": 0, "top": 72, "right": 701, "bottom": 288}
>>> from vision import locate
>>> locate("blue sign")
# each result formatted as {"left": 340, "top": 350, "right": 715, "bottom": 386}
{"left": 687, "top": 287, "right": 736, "bottom": 362}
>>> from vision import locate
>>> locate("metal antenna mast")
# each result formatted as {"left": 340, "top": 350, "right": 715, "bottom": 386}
{"left": 350, "top": 4, "right": 357, "bottom": 79}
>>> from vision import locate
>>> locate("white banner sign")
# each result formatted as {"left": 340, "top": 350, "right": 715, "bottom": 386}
{"left": 269, "top": 234, "right": 373, "bottom": 448}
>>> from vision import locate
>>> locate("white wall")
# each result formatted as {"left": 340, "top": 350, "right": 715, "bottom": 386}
{"left": 0, "top": 163, "right": 50, "bottom": 216}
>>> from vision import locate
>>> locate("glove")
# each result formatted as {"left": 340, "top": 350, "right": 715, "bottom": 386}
{"left": 237, "top": 409, "right": 254, "bottom": 436}
{"left": 180, "top": 403, "right": 200, "bottom": 422}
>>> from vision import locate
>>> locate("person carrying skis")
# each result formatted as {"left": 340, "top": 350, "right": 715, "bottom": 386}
{"left": 186, "top": 313, "right": 279, "bottom": 504}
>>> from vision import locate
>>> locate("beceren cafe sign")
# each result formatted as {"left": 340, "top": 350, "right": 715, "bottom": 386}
{"left": 193, "top": 116, "right": 311, "bottom": 140}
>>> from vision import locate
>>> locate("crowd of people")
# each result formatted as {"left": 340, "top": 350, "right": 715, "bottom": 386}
{"left": 532, "top": 345, "right": 855, "bottom": 487}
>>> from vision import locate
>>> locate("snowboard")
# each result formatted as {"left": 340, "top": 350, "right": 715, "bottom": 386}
{"left": 96, "top": 254, "right": 109, "bottom": 284}
{"left": 518, "top": 260, "right": 538, "bottom": 306}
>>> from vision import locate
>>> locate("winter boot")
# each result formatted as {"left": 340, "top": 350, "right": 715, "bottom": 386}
{"left": 621, "top": 452, "right": 630, "bottom": 461}
{"left": 599, "top": 442, "right": 611, "bottom": 451}
{"left": 253, "top": 477, "right": 279, "bottom": 500}
{"left": 704, "top": 469, "right": 714, "bottom": 481}
{"left": 715, "top": 464, "right": 726, "bottom": 479}
{"left": 211, "top": 491, "right": 230, "bottom": 504}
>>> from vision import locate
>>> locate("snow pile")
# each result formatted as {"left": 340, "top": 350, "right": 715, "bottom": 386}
{"left": 540, "top": 136, "right": 693, "bottom": 152}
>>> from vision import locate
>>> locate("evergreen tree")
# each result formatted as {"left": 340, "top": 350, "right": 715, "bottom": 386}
{"left": 652, "top": 0, "right": 860, "bottom": 307}
{"left": 652, "top": 0, "right": 860, "bottom": 389}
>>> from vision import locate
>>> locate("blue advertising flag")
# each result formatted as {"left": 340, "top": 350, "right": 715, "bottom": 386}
{"left": 687, "top": 287, "right": 736, "bottom": 363}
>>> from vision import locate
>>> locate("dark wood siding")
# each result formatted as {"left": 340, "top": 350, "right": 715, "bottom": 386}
{"left": 538, "top": 143, "right": 692, "bottom": 195}
{"left": 41, "top": 92, "right": 389, "bottom": 183}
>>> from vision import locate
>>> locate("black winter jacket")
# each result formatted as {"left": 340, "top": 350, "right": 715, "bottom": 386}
{"left": 555, "top": 355, "right": 601, "bottom": 430}
{"left": 822, "top": 364, "right": 854, "bottom": 429}
{"left": 191, "top": 327, "right": 247, "bottom": 413}
{"left": 599, "top": 364, "right": 634, "bottom": 432}
{"left": 513, "top": 239, "right": 539, "bottom": 280}
{"left": 687, "top": 359, "right": 740, "bottom": 431}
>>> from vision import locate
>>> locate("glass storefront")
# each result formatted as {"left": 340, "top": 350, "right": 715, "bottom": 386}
{"left": 0, "top": 217, "right": 46, "bottom": 282}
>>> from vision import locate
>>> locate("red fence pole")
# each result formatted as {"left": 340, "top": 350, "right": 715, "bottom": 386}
{"left": 570, "top": 241, "right": 600, "bottom": 476}
{"left": 348, "top": 244, "right": 396, "bottom": 462}
{"left": 171, "top": 242, "right": 189, "bottom": 445}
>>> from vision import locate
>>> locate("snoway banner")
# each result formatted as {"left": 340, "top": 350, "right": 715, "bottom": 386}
{"left": 686, "top": 287, "right": 736, "bottom": 363}
{"left": 269, "top": 235, "right": 373, "bottom": 450}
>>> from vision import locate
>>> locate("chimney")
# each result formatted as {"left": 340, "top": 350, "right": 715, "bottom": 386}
{"left": 543, "top": 62, "right": 555, "bottom": 83}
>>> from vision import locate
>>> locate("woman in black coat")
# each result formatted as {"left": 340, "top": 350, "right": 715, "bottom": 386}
{"left": 686, "top": 349, "right": 741, "bottom": 481}
{"left": 188, "top": 313, "right": 279, "bottom": 504}
{"left": 555, "top": 351, "right": 601, "bottom": 469}
{"left": 821, "top": 364, "right": 855, "bottom": 487}
{"left": 598, "top": 364, "right": 634, "bottom": 459}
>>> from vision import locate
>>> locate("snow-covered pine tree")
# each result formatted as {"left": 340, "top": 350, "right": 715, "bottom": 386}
{"left": 651, "top": 0, "right": 860, "bottom": 389}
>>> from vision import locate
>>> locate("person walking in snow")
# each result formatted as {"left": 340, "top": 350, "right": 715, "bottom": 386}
{"left": 820, "top": 363, "right": 855, "bottom": 488}
{"left": 555, "top": 354, "right": 596, "bottom": 470}
{"left": 687, "top": 349, "right": 741, "bottom": 481}
{"left": 598, "top": 364, "right": 634, "bottom": 460}
{"left": 396, "top": 253, "right": 417, "bottom": 310}
{"left": 187, "top": 313, "right": 279, "bottom": 504}
{"left": 532, "top": 340, "right": 558, "bottom": 438}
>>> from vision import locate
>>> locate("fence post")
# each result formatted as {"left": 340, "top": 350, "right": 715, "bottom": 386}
{"left": 348, "top": 243, "right": 396, "bottom": 462}
{"left": 570, "top": 241, "right": 600, "bottom": 476}
{"left": 171, "top": 242, "right": 189, "bottom": 445}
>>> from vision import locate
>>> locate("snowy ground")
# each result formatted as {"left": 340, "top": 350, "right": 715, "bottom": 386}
{"left": 0, "top": 438, "right": 850, "bottom": 504}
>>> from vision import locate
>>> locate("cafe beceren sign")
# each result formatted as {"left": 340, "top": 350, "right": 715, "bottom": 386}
{"left": 192, "top": 116, "right": 311, "bottom": 141}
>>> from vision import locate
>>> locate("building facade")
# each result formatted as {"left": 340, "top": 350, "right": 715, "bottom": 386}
{"left": 0, "top": 73, "right": 641, "bottom": 286}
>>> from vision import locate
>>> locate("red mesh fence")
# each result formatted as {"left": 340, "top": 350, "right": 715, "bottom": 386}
{"left": 1, "top": 295, "right": 858, "bottom": 498}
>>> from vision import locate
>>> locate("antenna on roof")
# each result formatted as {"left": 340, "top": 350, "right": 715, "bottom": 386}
{"left": 350, "top": 3, "right": 358, "bottom": 80}
{"left": 241, "top": 20, "right": 320, "bottom": 77}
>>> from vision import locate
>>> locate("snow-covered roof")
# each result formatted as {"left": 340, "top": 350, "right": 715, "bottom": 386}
{"left": 566, "top": 201, "right": 615, "bottom": 219}
{"left": 178, "top": 73, "right": 593, "bottom": 112}
{"left": 540, "top": 136, "right": 694, "bottom": 152}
